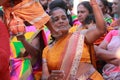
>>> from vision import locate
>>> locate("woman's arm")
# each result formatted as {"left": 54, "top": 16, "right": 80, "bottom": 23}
{"left": 95, "top": 44, "right": 116, "bottom": 61}
{"left": 85, "top": 0, "right": 106, "bottom": 44}
{"left": 95, "top": 41, "right": 120, "bottom": 66}
{"left": 17, "top": 34, "right": 40, "bottom": 65}
{"left": 42, "top": 58, "right": 50, "bottom": 80}
{"left": 17, "top": 34, "right": 40, "bottom": 57}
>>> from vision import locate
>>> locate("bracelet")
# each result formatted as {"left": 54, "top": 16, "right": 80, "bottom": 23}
{"left": 42, "top": 58, "right": 47, "bottom": 63}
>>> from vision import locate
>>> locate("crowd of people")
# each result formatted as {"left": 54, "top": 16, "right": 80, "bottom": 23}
{"left": 0, "top": 0, "right": 120, "bottom": 80}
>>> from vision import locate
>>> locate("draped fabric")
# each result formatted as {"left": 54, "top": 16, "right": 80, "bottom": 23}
{"left": 3, "top": 0, "right": 50, "bottom": 32}
{"left": 102, "top": 30, "right": 120, "bottom": 80}
{"left": 104, "top": 16, "right": 113, "bottom": 26}
{"left": 10, "top": 26, "right": 37, "bottom": 80}
{"left": 43, "top": 32, "right": 104, "bottom": 80}
{"left": 10, "top": 26, "right": 47, "bottom": 80}
{"left": 10, "top": 31, "right": 35, "bottom": 58}
{"left": 10, "top": 58, "right": 34, "bottom": 80}
{"left": 71, "top": 13, "right": 81, "bottom": 26}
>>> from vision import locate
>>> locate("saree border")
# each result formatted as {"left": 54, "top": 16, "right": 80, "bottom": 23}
{"left": 60, "top": 32, "right": 84, "bottom": 80}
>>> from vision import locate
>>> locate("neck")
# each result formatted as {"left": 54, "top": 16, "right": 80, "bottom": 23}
{"left": 56, "top": 33, "right": 68, "bottom": 41}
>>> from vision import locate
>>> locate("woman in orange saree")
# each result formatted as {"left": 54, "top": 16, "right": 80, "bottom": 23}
{"left": 42, "top": 0, "right": 106, "bottom": 79}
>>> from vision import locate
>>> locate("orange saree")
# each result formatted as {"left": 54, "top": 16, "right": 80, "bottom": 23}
{"left": 2, "top": 0, "right": 50, "bottom": 34}
{"left": 43, "top": 32, "right": 104, "bottom": 80}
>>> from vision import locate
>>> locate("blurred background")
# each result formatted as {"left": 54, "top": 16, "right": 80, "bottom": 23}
{"left": 73, "top": 0, "right": 113, "bottom": 14}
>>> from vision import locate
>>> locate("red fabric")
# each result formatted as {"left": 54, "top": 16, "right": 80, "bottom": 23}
{"left": 0, "top": 21, "right": 10, "bottom": 80}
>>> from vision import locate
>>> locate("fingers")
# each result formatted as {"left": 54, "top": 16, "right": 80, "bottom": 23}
{"left": 48, "top": 70, "right": 65, "bottom": 80}
{"left": 51, "top": 70, "right": 65, "bottom": 78}
{"left": 109, "top": 59, "right": 120, "bottom": 66}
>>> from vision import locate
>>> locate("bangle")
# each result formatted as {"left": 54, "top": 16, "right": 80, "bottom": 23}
{"left": 42, "top": 58, "right": 47, "bottom": 63}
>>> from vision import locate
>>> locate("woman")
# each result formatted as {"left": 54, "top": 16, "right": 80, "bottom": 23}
{"left": 95, "top": 29, "right": 120, "bottom": 80}
{"left": 69, "top": 1, "right": 95, "bottom": 33}
{"left": 63, "top": 0, "right": 81, "bottom": 26}
{"left": 49, "top": 0, "right": 73, "bottom": 26}
{"left": 96, "top": 0, "right": 113, "bottom": 26}
{"left": 42, "top": 0, "right": 106, "bottom": 79}
{"left": 48, "top": 0, "right": 73, "bottom": 43}
{"left": 10, "top": 24, "right": 48, "bottom": 80}
{"left": 95, "top": 2, "right": 120, "bottom": 80}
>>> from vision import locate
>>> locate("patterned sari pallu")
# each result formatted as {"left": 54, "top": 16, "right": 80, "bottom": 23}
{"left": 60, "top": 32, "right": 96, "bottom": 80}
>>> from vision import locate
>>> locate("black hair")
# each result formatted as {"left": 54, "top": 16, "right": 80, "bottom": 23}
{"left": 0, "top": 10, "right": 3, "bottom": 18}
{"left": 39, "top": 0, "right": 48, "bottom": 11}
{"left": 99, "top": 0, "right": 110, "bottom": 14}
{"left": 10, "top": 0, "right": 22, "bottom": 7}
{"left": 107, "top": 2, "right": 113, "bottom": 17}
{"left": 49, "top": 7, "right": 67, "bottom": 16}
{"left": 78, "top": 1, "right": 93, "bottom": 14}
{"left": 49, "top": 0, "right": 73, "bottom": 26}
{"left": 49, "top": 0, "right": 67, "bottom": 12}
{"left": 100, "top": 0, "right": 108, "bottom": 7}
{"left": 84, "top": 14, "right": 96, "bottom": 24}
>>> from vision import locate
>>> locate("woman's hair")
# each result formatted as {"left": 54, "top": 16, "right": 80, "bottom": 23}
{"left": 100, "top": 0, "right": 108, "bottom": 7}
{"left": 9, "top": 0, "right": 22, "bottom": 7}
{"left": 84, "top": 14, "right": 96, "bottom": 24}
{"left": 0, "top": 10, "right": 3, "bottom": 18}
{"left": 49, "top": 7, "right": 67, "bottom": 16}
{"left": 78, "top": 1, "right": 93, "bottom": 14}
{"left": 49, "top": 0, "right": 67, "bottom": 12}
{"left": 49, "top": 0, "right": 73, "bottom": 26}
{"left": 100, "top": 0, "right": 109, "bottom": 13}
{"left": 107, "top": 2, "right": 113, "bottom": 17}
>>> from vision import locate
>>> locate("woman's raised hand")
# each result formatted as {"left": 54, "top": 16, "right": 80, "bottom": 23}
{"left": 90, "top": 0, "right": 97, "bottom": 6}
{"left": 48, "top": 70, "right": 65, "bottom": 80}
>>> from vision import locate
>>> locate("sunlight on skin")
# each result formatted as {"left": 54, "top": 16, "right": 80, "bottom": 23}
{"left": 115, "top": 47, "right": 120, "bottom": 59}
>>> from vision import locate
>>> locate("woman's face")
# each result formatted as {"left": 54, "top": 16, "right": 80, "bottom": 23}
{"left": 112, "top": 0, "right": 119, "bottom": 14}
{"left": 97, "top": 0, "right": 106, "bottom": 13}
{"left": 63, "top": 0, "right": 73, "bottom": 11}
{"left": 77, "top": 4, "right": 89, "bottom": 24}
{"left": 50, "top": 8, "right": 70, "bottom": 39}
